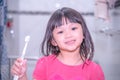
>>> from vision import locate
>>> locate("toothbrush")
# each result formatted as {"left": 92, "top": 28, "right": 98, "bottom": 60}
{"left": 13, "top": 36, "right": 30, "bottom": 80}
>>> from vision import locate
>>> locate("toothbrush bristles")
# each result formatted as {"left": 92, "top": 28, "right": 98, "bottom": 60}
{"left": 25, "top": 36, "right": 30, "bottom": 42}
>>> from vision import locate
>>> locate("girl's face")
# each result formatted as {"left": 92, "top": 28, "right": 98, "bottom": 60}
{"left": 52, "top": 20, "right": 84, "bottom": 53}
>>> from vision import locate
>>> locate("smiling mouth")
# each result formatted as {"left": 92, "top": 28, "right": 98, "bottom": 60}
{"left": 65, "top": 40, "right": 76, "bottom": 45}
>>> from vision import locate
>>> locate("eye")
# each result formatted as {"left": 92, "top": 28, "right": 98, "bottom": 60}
{"left": 72, "top": 27, "right": 77, "bottom": 30}
{"left": 57, "top": 31, "right": 63, "bottom": 34}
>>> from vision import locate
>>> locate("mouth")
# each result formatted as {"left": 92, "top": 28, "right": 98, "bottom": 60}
{"left": 65, "top": 40, "right": 76, "bottom": 45}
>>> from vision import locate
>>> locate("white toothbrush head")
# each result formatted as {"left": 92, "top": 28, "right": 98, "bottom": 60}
{"left": 25, "top": 36, "right": 30, "bottom": 42}
{"left": 20, "top": 35, "right": 30, "bottom": 59}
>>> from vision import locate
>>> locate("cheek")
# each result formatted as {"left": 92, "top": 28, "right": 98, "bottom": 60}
{"left": 76, "top": 31, "right": 84, "bottom": 38}
{"left": 53, "top": 35, "right": 64, "bottom": 45}
{"left": 56, "top": 38, "right": 65, "bottom": 47}
{"left": 55, "top": 37, "right": 64, "bottom": 43}
{"left": 76, "top": 32, "right": 84, "bottom": 42}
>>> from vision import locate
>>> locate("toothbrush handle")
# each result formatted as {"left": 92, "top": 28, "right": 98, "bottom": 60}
{"left": 13, "top": 75, "right": 19, "bottom": 80}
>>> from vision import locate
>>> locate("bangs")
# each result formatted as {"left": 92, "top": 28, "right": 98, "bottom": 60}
{"left": 53, "top": 15, "right": 81, "bottom": 28}
{"left": 53, "top": 16, "right": 63, "bottom": 28}
{"left": 66, "top": 12, "right": 82, "bottom": 24}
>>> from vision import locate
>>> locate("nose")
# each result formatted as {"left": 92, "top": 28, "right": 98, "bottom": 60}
{"left": 64, "top": 29, "right": 72, "bottom": 38}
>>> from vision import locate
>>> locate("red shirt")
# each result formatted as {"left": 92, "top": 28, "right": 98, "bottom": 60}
{"left": 33, "top": 55, "right": 105, "bottom": 80}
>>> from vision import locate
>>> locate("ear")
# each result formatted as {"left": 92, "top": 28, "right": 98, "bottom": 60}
{"left": 51, "top": 39, "right": 57, "bottom": 46}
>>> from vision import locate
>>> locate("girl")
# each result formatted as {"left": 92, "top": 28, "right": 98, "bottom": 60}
{"left": 11, "top": 7, "right": 105, "bottom": 80}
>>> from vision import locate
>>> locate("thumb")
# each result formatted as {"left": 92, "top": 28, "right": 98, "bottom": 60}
{"left": 22, "top": 59, "right": 27, "bottom": 66}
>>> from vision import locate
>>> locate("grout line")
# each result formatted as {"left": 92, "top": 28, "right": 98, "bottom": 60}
{"left": 7, "top": 10, "right": 94, "bottom": 16}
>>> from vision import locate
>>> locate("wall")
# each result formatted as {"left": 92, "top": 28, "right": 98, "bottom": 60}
{"left": 6, "top": 0, "right": 120, "bottom": 80}
{"left": 94, "top": 8, "right": 120, "bottom": 80}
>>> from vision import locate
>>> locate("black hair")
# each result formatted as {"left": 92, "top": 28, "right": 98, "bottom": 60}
{"left": 41, "top": 7, "right": 94, "bottom": 61}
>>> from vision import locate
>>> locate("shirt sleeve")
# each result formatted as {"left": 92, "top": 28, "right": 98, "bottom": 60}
{"left": 91, "top": 64, "right": 105, "bottom": 80}
{"left": 33, "top": 57, "right": 47, "bottom": 80}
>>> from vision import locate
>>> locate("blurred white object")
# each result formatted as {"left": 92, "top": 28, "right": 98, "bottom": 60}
{"left": 95, "top": 0, "right": 117, "bottom": 21}
{"left": 95, "top": 0, "right": 110, "bottom": 21}
{"left": 55, "top": 3, "right": 61, "bottom": 8}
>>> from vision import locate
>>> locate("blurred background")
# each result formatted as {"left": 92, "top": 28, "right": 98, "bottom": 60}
{"left": 0, "top": 0, "right": 120, "bottom": 80}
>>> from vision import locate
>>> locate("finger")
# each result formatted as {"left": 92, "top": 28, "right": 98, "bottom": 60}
{"left": 22, "top": 59, "right": 27, "bottom": 67}
{"left": 11, "top": 58, "right": 27, "bottom": 76}
{"left": 11, "top": 59, "right": 23, "bottom": 76}
{"left": 16, "top": 58, "right": 23, "bottom": 63}
{"left": 11, "top": 64, "right": 23, "bottom": 76}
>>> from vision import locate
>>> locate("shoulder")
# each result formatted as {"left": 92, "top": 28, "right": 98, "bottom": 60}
{"left": 85, "top": 60, "right": 105, "bottom": 80}
{"left": 33, "top": 54, "right": 57, "bottom": 79}
{"left": 36, "top": 54, "right": 57, "bottom": 65}
{"left": 87, "top": 60, "right": 101, "bottom": 68}
{"left": 85, "top": 60, "right": 103, "bottom": 72}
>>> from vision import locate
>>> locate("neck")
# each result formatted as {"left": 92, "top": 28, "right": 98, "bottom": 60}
{"left": 57, "top": 51, "right": 83, "bottom": 66}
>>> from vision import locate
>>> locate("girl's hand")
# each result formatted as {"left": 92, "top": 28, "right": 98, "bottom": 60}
{"left": 11, "top": 58, "right": 27, "bottom": 79}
